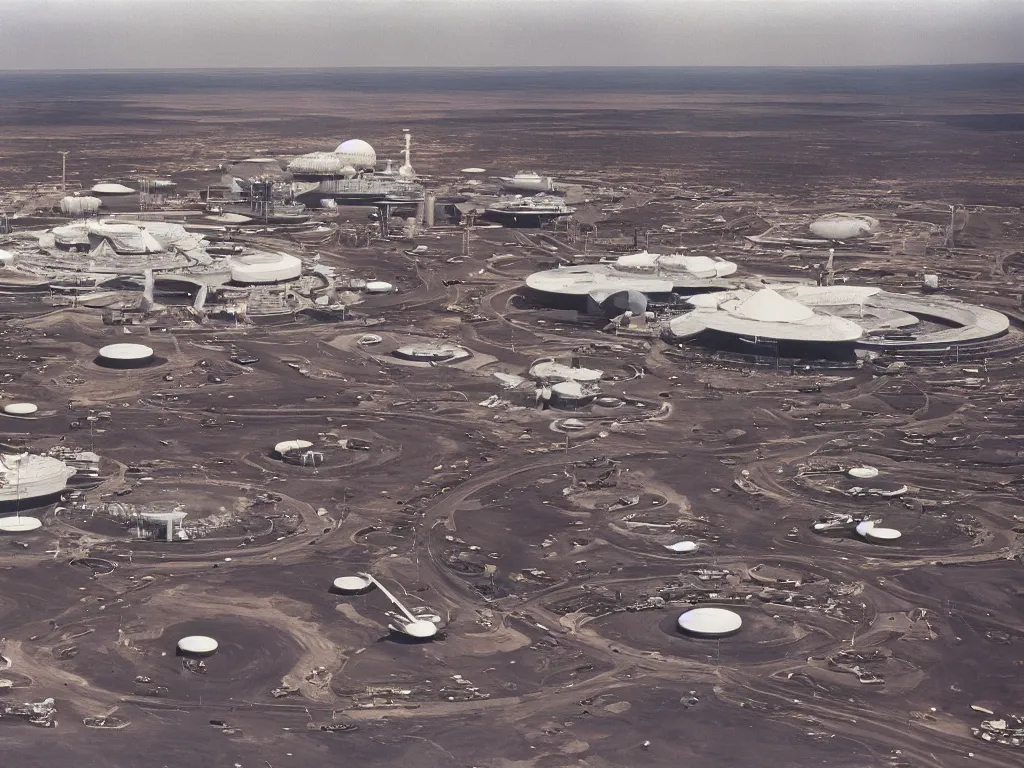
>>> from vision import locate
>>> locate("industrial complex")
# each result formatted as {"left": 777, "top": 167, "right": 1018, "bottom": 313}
{"left": 0, "top": 66, "right": 1023, "bottom": 768}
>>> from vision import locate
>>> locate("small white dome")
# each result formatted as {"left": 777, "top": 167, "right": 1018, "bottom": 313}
{"left": 365, "top": 280, "right": 394, "bottom": 294}
{"left": 334, "top": 139, "right": 376, "bottom": 169}
{"left": 401, "top": 620, "right": 438, "bottom": 638}
{"left": 333, "top": 575, "right": 372, "bottom": 592}
{"left": 177, "top": 635, "right": 218, "bottom": 655}
{"left": 677, "top": 607, "right": 742, "bottom": 637}
{"left": 809, "top": 214, "right": 879, "bottom": 240}
{"left": 275, "top": 439, "right": 312, "bottom": 456}
{"left": 4, "top": 402, "right": 38, "bottom": 416}
{"left": 99, "top": 343, "right": 154, "bottom": 361}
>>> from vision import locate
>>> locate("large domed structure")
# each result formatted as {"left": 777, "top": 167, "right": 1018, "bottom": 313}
{"left": 334, "top": 139, "right": 376, "bottom": 170}
{"left": 809, "top": 214, "right": 879, "bottom": 240}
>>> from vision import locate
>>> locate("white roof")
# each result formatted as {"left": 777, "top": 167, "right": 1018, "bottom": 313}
{"left": 400, "top": 620, "right": 438, "bottom": 638}
{"left": 275, "top": 439, "right": 312, "bottom": 455}
{"left": 99, "top": 343, "right": 154, "bottom": 360}
{"left": 665, "top": 541, "right": 698, "bottom": 553}
{"left": 727, "top": 288, "right": 813, "bottom": 323}
{"left": 855, "top": 520, "right": 876, "bottom": 537}
{"left": 677, "top": 607, "right": 742, "bottom": 636}
{"left": 672, "top": 287, "right": 865, "bottom": 343}
{"left": 365, "top": 280, "right": 394, "bottom": 293}
{"left": 848, "top": 466, "right": 879, "bottom": 479}
{"left": 809, "top": 214, "right": 879, "bottom": 240}
{"left": 3, "top": 402, "right": 38, "bottom": 415}
{"left": 177, "top": 635, "right": 218, "bottom": 654}
{"left": 526, "top": 264, "right": 674, "bottom": 296}
{"left": 229, "top": 251, "right": 302, "bottom": 284}
{"left": 334, "top": 138, "right": 376, "bottom": 169}
{"left": 530, "top": 360, "right": 603, "bottom": 383}
{"left": 90, "top": 182, "right": 136, "bottom": 195}
{"left": 0, "top": 516, "right": 43, "bottom": 532}
{"left": 551, "top": 381, "right": 588, "bottom": 398}
{"left": 615, "top": 251, "right": 737, "bottom": 278}
{"left": 781, "top": 285, "right": 881, "bottom": 306}
{"left": 333, "top": 575, "right": 372, "bottom": 591}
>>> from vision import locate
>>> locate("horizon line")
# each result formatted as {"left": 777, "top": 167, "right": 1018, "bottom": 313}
{"left": 2, "top": 62, "right": 1023, "bottom": 75}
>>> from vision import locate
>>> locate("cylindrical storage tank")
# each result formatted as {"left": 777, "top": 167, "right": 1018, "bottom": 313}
{"left": 3, "top": 402, "right": 39, "bottom": 416}
{"left": 90, "top": 183, "right": 136, "bottom": 196}
{"left": 0, "top": 249, "right": 15, "bottom": 267}
{"left": 229, "top": 252, "right": 302, "bottom": 284}
{"left": 549, "top": 381, "right": 596, "bottom": 411}
{"left": 96, "top": 343, "right": 155, "bottom": 369}
{"left": 60, "top": 196, "right": 102, "bottom": 216}
{"left": 364, "top": 280, "right": 394, "bottom": 294}
{"left": 677, "top": 607, "right": 742, "bottom": 638}
{"left": 177, "top": 635, "right": 218, "bottom": 657}
{"left": 320, "top": 198, "right": 338, "bottom": 209}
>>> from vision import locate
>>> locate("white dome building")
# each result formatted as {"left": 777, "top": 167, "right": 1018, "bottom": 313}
{"left": 229, "top": 252, "right": 302, "bottom": 284}
{"left": 809, "top": 214, "right": 880, "bottom": 240}
{"left": 334, "top": 139, "right": 377, "bottom": 170}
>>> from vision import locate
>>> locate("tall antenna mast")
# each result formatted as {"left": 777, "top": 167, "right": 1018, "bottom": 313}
{"left": 59, "top": 151, "right": 70, "bottom": 193}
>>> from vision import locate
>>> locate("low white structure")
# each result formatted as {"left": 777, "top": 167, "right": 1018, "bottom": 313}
{"left": 669, "top": 287, "right": 865, "bottom": 343}
{"left": 3, "top": 403, "right": 38, "bottom": 416}
{"left": 677, "top": 607, "right": 743, "bottom": 637}
{"left": 97, "top": 343, "right": 154, "bottom": 367}
{"left": 530, "top": 360, "right": 603, "bottom": 384}
{"left": 274, "top": 439, "right": 312, "bottom": 457}
{"left": 848, "top": 466, "right": 879, "bottom": 479}
{"left": 364, "top": 280, "right": 394, "bottom": 294}
{"left": 613, "top": 251, "right": 737, "bottom": 278}
{"left": 0, "top": 515, "right": 43, "bottom": 533}
{"left": 809, "top": 213, "right": 879, "bottom": 240}
{"left": 229, "top": 252, "right": 302, "bottom": 284}
{"left": 90, "top": 182, "right": 136, "bottom": 196}
{"left": 177, "top": 635, "right": 218, "bottom": 655}
{"left": 333, "top": 575, "right": 372, "bottom": 592}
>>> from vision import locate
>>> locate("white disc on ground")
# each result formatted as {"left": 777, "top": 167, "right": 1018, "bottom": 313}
{"left": 177, "top": 635, "right": 218, "bottom": 655}
{"left": 98, "top": 343, "right": 154, "bottom": 361}
{"left": 357, "top": 334, "right": 383, "bottom": 346}
{"left": 460, "top": 167, "right": 486, "bottom": 174}
{"left": 333, "top": 575, "right": 372, "bottom": 592}
{"left": 402, "top": 620, "right": 438, "bottom": 638}
{"left": 364, "top": 281, "right": 394, "bottom": 294}
{"left": 0, "top": 516, "right": 43, "bottom": 533}
{"left": 848, "top": 466, "right": 879, "bottom": 479}
{"left": 665, "top": 541, "right": 698, "bottom": 553}
{"left": 677, "top": 607, "right": 742, "bottom": 637}
{"left": 3, "top": 402, "right": 38, "bottom": 415}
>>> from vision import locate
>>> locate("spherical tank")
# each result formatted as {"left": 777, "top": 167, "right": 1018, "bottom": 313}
{"left": 334, "top": 139, "right": 376, "bottom": 169}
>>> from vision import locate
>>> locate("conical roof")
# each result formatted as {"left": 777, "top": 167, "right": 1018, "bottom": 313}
{"left": 732, "top": 288, "right": 814, "bottom": 323}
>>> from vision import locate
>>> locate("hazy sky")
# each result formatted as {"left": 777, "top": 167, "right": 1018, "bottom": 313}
{"left": 0, "top": 0, "right": 1021, "bottom": 70}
